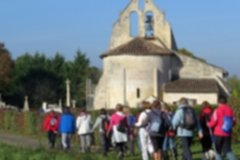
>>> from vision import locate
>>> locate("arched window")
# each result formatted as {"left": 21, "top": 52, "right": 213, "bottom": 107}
{"left": 130, "top": 11, "right": 139, "bottom": 37}
{"left": 139, "top": 0, "right": 145, "bottom": 11}
{"left": 145, "top": 11, "right": 154, "bottom": 38}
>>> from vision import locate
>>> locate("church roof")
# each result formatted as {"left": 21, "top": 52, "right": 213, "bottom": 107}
{"left": 164, "top": 79, "right": 219, "bottom": 93}
{"left": 101, "top": 37, "right": 174, "bottom": 58}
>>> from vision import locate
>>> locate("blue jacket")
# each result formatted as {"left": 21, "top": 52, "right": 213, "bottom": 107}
{"left": 59, "top": 113, "right": 75, "bottom": 134}
{"left": 172, "top": 105, "right": 201, "bottom": 137}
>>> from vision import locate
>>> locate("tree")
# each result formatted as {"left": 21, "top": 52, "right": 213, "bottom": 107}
{"left": 228, "top": 75, "right": 240, "bottom": 141}
{"left": 6, "top": 50, "right": 100, "bottom": 108}
{"left": 0, "top": 43, "right": 13, "bottom": 93}
{"left": 69, "top": 50, "right": 90, "bottom": 106}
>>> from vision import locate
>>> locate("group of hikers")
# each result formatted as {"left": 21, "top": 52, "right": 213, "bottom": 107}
{"left": 42, "top": 97, "right": 237, "bottom": 160}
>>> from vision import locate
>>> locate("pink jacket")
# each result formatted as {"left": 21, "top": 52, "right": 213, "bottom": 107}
{"left": 108, "top": 112, "right": 128, "bottom": 133}
{"left": 207, "top": 103, "right": 236, "bottom": 137}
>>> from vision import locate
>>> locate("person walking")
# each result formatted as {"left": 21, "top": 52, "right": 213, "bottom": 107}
{"left": 199, "top": 101, "right": 215, "bottom": 160}
{"left": 123, "top": 106, "right": 136, "bottom": 156}
{"left": 146, "top": 100, "right": 169, "bottom": 160}
{"left": 172, "top": 98, "right": 203, "bottom": 160}
{"left": 135, "top": 101, "right": 154, "bottom": 160}
{"left": 92, "top": 108, "right": 110, "bottom": 156}
{"left": 59, "top": 107, "right": 75, "bottom": 150}
{"left": 43, "top": 110, "right": 60, "bottom": 148}
{"left": 76, "top": 108, "right": 93, "bottom": 153}
{"left": 107, "top": 104, "right": 129, "bottom": 160}
{"left": 207, "top": 98, "right": 237, "bottom": 160}
{"left": 161, "top": 103, "right": 177, "bottom": 160}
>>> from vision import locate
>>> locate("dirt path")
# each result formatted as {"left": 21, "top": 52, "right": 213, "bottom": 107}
{"left": 0, "top": 132, "right": 46, "bottom": 149}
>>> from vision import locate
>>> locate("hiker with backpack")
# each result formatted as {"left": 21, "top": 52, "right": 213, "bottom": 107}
{"left": 76, "top": 108, "right": 93, "bottom": 153}
{"left": 107, "top": 104, "right": 129, "bottom": 160}
{"left": 135, "top": 101, "right": 154, "bottom": 160}
{"left": 123, "top": 106, "right": 136, "bottom": 156}
{"left": 92, "top": 108, "right": 110, "bottom": 156}
{"left": 207, "top": 98, "right": 237, "bottom": 160}
{"left": 161, "top": 102, "right": 177, "bottom": 160}
{"left": 43, "top": 110, "right": 60, "bottom": 148}
{"left": 172, "top": 98, "right": 203, "bottom": 160}
{"left": 199, "top": 101, "right": 215, "bottom": 160}
{"left": 146, "top": 100, "right": 170, "bottom": 160}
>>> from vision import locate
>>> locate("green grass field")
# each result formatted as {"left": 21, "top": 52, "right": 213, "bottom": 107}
{"left": 0, "top": 141, "right": 240, "bottom": 160}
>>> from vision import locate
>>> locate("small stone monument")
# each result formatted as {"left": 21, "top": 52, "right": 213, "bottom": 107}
{"left": 23, "top": 96, "right": 30, "bottom": 112}
{"left": 72, "top": 100, "right": 76, "bottom": 108}
{"left": 58, "top": 99, "right": 62, "bottom": 108}
{"left": 65, "top": 79, "right": 71, "bottom": 107}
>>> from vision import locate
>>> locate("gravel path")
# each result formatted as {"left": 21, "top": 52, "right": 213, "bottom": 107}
{"left": 0, "top": 132, "right": 46, "bottom": 149}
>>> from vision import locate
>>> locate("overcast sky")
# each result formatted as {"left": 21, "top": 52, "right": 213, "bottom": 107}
{"left": 0, "top": 0, "right": 239, "bottom": 76}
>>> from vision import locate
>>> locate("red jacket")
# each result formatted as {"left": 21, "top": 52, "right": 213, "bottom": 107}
{"left": 43, "top": 113, "right": 60, "bottom": 132}
{"left": 207, "top": 103, "right": 236, "bottom": 137}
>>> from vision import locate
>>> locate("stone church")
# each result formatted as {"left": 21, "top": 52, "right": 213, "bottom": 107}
{"left": 93, "top": 0, "right": 230, "bottom": 109}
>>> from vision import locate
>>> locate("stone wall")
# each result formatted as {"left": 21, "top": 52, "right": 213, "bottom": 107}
{"left": 94, "top": 55, "right": 172, "bottom": 109}
{"left": 163, "top": 92, "right": 218, "bottom": 105}
{"left": 177, "top": 54, "right": 226, "bottom": 79}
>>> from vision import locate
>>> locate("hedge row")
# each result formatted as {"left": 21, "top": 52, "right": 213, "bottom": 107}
{"left": 0, "top": 110, "right": 44, "bottom": 137}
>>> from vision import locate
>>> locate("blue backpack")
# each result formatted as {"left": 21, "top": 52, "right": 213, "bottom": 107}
{"left": 222, "top": 116, "right": 234, "bottom": 133}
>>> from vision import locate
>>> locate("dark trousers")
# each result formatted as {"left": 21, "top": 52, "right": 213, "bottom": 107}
{"left": 99, "top": 133, "right": 109, "bottom": 155}
{"left": 116, "top": 142, "right": 125, "bottom": 160}
{"left": 181, "top": 137, "right": 193, "bottom": 160}
{"left": 128, "top": 135, "right": 135, "bottom": 155}
{"left": 200, "top": 135, "right": 212, "bottom": 152}
{"left": 215, "top": 136, "right": 232, "bottom": 155}
{"left": 48, "top": 131, "right": 57, "bottom": 148}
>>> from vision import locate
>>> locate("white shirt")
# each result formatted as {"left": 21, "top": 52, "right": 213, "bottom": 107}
{"left": 76, "top": 113, "right": 92, "bottom": 135}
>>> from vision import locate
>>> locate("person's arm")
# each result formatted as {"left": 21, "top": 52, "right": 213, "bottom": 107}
{"left": 195, "top": 111, "right": 203, "bottom": 139}
{"left": 172, "top": 109, "right": 182, "bottom": 130}
{"left": 92, "top": 117, "right": 101, "bottom": 131}
{"left": 76, "top": 116, "right": 81, "bottom": 129}
{"left": 107, "top": 115, "right": 115, "bottom": 134}
{"left": 207, "top": 110, "right": 218, "bottom": 128}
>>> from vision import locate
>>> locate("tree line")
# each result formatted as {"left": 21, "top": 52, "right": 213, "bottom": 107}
{"left": 1, "top": 43, "right": 240, "bottom": 111}
{"left": 0, "top": 43, "right": 101, "bottom": 109}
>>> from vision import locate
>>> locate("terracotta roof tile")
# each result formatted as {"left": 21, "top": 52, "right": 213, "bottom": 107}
{"left": 101, "top": 37, "right": 174, "bottom": 58}
{"left": 164, "top": 79, "right": 219, "bottom": 93}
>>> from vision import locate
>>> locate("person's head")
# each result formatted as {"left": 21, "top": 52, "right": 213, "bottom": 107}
{"left": 79, "top": 107, "right": 87, "bottom": 116}
{"left": 115, "top": 103, "right": 124, "bottom": 112}
{"left": 100, "top": 108, "right": 107, "bottom": 115}
{"left": 161, "top": 102, "right": 171, "bottom": 112}
{"left": 151, "top": 100, "right": 161, "bottom": 110}
{"left": 219, "top": 97, "right": 227, "bottom": 105}
{"left": 62, "top": 106, "right": 70, "bottom": 114}
{"left": 141, "top": 101, "right": 151, "bottom": 111}
{"left": 123, "top": 106, "right": 131, "bottom": 115}
{"left": 202, "top": 101, "right": 210, "bottom": 107}
{"left": 178, "top": 97, "right": 188, "bottom": 106}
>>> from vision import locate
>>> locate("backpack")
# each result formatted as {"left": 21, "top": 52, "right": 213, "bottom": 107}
{"left": 117, "top": 117, "right": 128, "bottom": 133}
{"left": 222, "top": 116, "right": 234, "bottom": 133}
{"left": 181, "top": 107, "right": 197, "bottom": 130}
{"left": 147, "top": 110, "right": 170, "bottom": 136}
{"left": 101, "top": 117, "right": 109, "bottom": 133}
